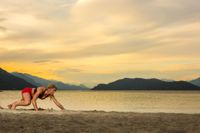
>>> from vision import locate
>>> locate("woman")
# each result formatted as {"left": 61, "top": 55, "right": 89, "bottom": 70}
{"left": 8, "top": 84, "right": 65, "bottom": 111}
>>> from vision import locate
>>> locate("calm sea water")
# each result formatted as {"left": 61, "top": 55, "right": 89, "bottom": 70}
{"left": 1, "top": 90, "right": 200, "bottom": 113}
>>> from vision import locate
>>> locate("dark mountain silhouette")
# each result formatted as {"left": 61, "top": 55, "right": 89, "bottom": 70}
{"left": 2, "top": 67, "right": 199, "bottom": 91}
{"left": 92, "top": 78, "right": 200, "bottom": 90}
{"left": 12, "top": 72, "right": 89, "bottom": 90}
{"left": 0, "top": 68, "right": 36, "bottom": 90}
{"left": 190, "top": 77, "right": 200, "bottom": 87}
{"left": 11, "top": 72, "right": 41, "bottom": 86}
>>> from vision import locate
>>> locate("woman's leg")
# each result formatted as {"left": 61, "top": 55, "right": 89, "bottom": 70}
{"left": 8, "top": 94, "right": 24, "bottom": 109}
{"left": 11, "top": 93, "right": 31, "bottom": 110}
{"left": 8, "top": 99, "right": 23, "bottom": 109}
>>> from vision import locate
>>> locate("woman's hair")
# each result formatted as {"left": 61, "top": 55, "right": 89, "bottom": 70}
{"left": 47, "top": 84, "right": 57, "bottom": 90}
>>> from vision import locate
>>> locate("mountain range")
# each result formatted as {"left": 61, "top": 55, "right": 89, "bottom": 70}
{"left": 190, "top": 78, "right": 200, "bottom": 87}
{"left": 0, "top": 68, "right": 36, "bottom": 90}
{"left": 12, "top": 72, "right": 89, "bottom": 90}
{"left": 92, "top": 78, "right": 200, "bottom": 90}
{"left": 1, "top": 67, "right": 200, "bottom": 90}
{"left": 0, "top": 68, "right": 88, "bottom": 90}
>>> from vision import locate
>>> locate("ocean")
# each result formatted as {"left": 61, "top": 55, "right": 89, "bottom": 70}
{"left": 1, "top": 90, "right": 200, "bottom": 113}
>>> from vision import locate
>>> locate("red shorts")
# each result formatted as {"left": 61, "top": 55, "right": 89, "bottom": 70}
{"left": 21, "top": 87, "right": 32, "bottom": 95}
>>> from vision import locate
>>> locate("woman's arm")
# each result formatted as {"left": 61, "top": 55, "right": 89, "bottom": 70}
{"left": 31, "top": 87, "right": 44, "bottom": 111}
{"left": 50, "top": 95, "right": 65, "bottom": 110}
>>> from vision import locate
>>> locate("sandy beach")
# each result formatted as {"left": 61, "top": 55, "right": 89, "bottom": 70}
{"left": 0, "top": 109, "right": 200, "bottom": 133}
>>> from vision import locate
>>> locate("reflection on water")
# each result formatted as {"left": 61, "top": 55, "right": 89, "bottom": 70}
{"left": 1, "top": 90, "right": 200, "bottom": 113}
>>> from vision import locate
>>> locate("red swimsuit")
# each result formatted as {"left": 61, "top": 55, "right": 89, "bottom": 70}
{"left": 21, "top": 87, "right": 32, "bottom": 95}
{"left": 21, "top": 87, "right": 46, "bottom": 99}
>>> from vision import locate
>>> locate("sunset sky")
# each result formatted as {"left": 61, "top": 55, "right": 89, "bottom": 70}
{"left": 0, "top": 0, "right": 200, "bottom": 87}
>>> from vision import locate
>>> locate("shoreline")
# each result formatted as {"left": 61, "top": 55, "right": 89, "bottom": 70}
{"left": 1, "top": 109, "right": 200, "bottom": 133}
{"left": 1, "top": 108, "right": 200, "bottom": 115}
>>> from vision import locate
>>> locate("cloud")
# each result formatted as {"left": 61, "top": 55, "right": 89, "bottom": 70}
{"left": 0, "top": 0, "right": 200, "bottom": 85}
{"left": 0, "top": 41, "right": 157, "bottom": 62}
{"left": 56, "top": 67, "right": 82, "bottom": 73}
{"left": 0, "top": 0, "right": 77, "bottom": 43}
{"left": 33, "top": 59, "right": 61, "bottom": 64}
{"left": 0, "top": 48, "right": 68, "bottom": 62}
{"left": 0, "top": 26, "right": 6, "bottom": 31}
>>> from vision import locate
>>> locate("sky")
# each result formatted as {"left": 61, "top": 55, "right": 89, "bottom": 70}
{"left": 0, "top": 0, "right": 200, "bottom": 87}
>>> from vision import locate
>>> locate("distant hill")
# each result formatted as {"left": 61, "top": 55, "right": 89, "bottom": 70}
{"left": 12, "top": 72, "right": 89, "bottom": 90}
{"left": 11, "top": 72, "right": 41, "bottom": 86}
{"left": 92, "top": 78, "right": 200, "bottom": 90}
{"left": 0, "top": 68, "right": 36, "bottom": 90}
{"left": 190, "top": 77, "right": 200, "bottom": 87}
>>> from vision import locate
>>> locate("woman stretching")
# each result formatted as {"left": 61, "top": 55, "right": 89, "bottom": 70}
{"left": 8, "top": 84, "right": 65, "bottom": 111}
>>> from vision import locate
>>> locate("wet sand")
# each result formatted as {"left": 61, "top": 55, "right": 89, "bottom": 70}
{"left": 1, "top": 109, "right": 200, "bottom": 133}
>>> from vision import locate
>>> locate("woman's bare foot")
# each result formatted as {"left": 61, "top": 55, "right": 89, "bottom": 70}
{"left": 0, "top": 106, "right": 3, "bottom": 109}
{"left": 7, "top": 104, "right": 12, "bottom": 109}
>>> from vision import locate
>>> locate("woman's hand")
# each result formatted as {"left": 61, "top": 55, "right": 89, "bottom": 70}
{"left": 50, "top": 95, "right": 65, "bottom": 111}
{"left": 32, "top": 87, "right": 44, "bottom": 111}
{"left": 31, "top": 99, "right": 39, "bottom": 111}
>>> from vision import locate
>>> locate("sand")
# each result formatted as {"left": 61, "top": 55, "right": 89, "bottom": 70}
{"left": 0, "top": 109, "right": 200, "bottom": 133}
